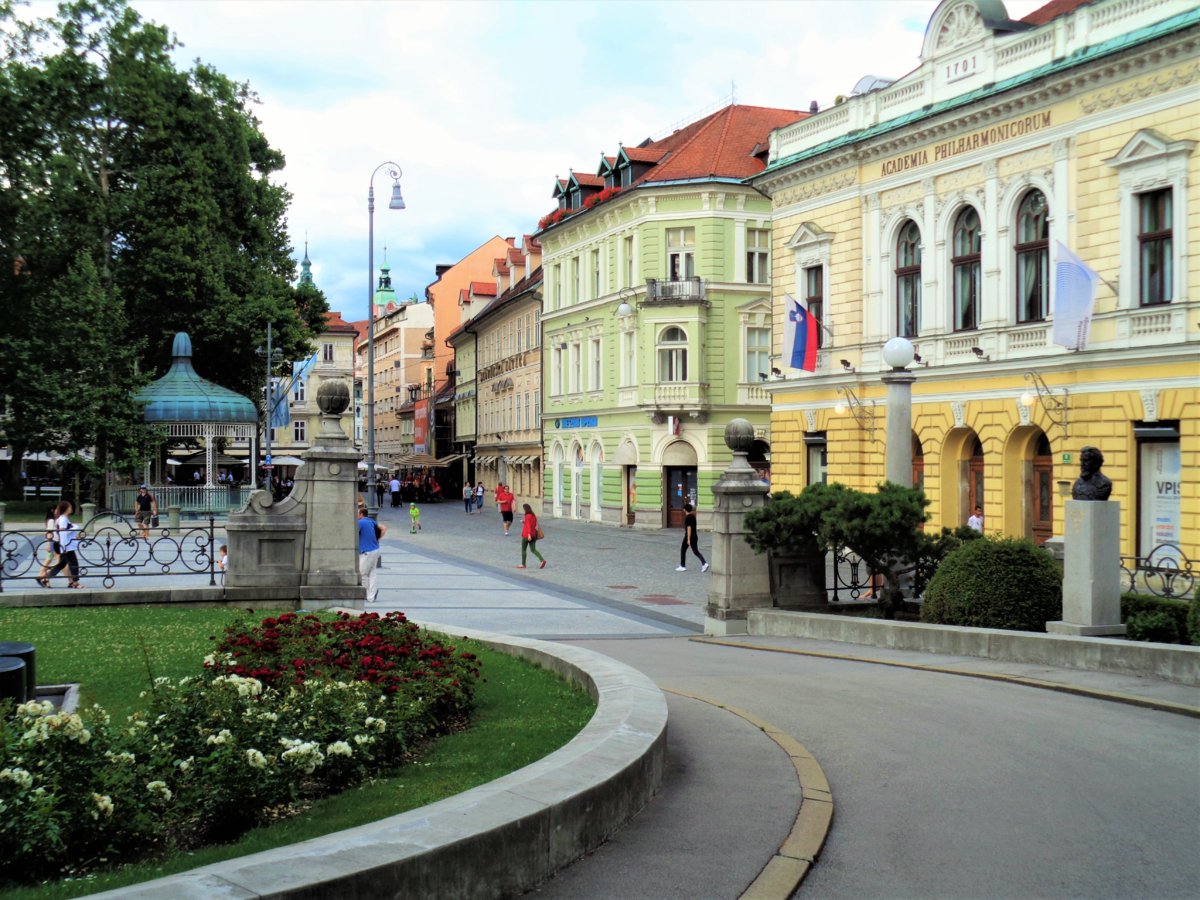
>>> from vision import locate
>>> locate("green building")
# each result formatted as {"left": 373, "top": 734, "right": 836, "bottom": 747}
{"left": 536, "top": 103, "right": 804, "bottom": 528}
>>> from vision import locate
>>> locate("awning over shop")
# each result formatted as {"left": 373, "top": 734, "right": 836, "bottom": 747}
{"left": 393, "top": 452, "right": 465, "bottom": 468}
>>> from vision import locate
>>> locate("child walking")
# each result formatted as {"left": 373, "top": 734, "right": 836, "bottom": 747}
{"left": 517, "top": 503, "right": 545, "bottom": 569}
{"left": 409, "top": 501, "right": 422, "bottom": 533}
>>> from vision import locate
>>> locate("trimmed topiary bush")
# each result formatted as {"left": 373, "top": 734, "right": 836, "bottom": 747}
{"left": 1121, "top": 593, "right": 1190, "bottom": 644}
{"left": 920, "top": 536, "right": 1061, "bottom": 632}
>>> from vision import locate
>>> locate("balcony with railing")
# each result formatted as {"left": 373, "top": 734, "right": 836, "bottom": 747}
{"left": 632, "top": 380, "right": 709, "bottom": 414}
{"left": 643, "top": 277, "right": 706, "bottom": 307}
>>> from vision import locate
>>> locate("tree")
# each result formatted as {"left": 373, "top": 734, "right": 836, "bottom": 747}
{"left": 0, "top": 0, "right": 327, "bottom": 495}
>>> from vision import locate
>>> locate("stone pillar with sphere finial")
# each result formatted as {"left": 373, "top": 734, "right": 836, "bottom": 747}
{"left": 704, "top": 418, "right": 773, "bottom": 636}
{"left": 224, "top": 379, "right": 365, "bottom": 609}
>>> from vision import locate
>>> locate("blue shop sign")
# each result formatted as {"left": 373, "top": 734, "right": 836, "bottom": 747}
{"left": 555, "top": 416, "right": 598, "bottom": 429}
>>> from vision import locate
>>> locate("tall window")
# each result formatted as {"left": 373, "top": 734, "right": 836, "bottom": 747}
{"left": 804, "top": 265, "right": 824, "bottom": 348}
{"left": 657, "top": 326, "right": 688, "bottom": 382}
{"left": 952, "top": 207, "right": 981, "bottom": 331}
{"left": 553, "top": 264, "right": 562, "bottom": 309}
{"left": 624, "top": 235, "right": 635, "bottom": 287}
{"left": 746, "top": 327, "right": 769, "bottom": 381}
{"left": 667, "top": 228, "right": 695, "bottom": 281}
{"left": 524, "top": 393, "right": 530, "bottom": 432}
{"left": 620, "top": 165, "right": 632, "bottom": 188}
{"left": 620, "top": 330, "right": 636, "bottom": 386}
{"left": 293, "top": 420, "right": 306, "bottom": 443}
{"left": 895, "top": 220, "right": 921, "bottom": 338}
{"left": 552, "top": 347, "right": 563, "bottom": 395}
{"left": 570, "top": 342, "right": 581, "bottom": 393}
{"left": 572, "top": 257, "right": 581, "bottom": 303}
{"left": 592, "top": 249, "right": 601, "bottom": 297}
{"left": 322, "top": 343, "right": 334, "bottom": 363}
{"left": 746, "top": 229, "right": 770, "bottom": 284}
{"left": 1015, "top": 190, "right": 1049, "bottom": 323}
{"left": 590, "top": 338, "right": 601, "bottom": 390}
{"left": 1139, "top": 189, "right": 1172, "bottom": 306}
{"left": 534, "top": 311, "right": 541, "bottom": 346}
{"left": 293, "top": 379, "right": 306, "bottom": 403}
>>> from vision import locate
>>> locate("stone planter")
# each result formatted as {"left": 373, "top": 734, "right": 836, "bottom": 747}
{"left": 767, "top": 548, "right": 828, "bottom": 610}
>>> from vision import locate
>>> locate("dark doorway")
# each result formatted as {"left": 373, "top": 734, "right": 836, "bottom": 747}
{"left": 664, "top": 466, "right": 697, "bottom": 528}
{"left": 1032, "top": 434, "right": 1053, "bottom": 545}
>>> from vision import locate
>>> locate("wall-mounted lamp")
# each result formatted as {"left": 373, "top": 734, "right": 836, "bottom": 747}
{"left": 971, "top": 346, "right": 989, "bottom": 361}
{"left": 1020, "top": 371, "right": 1069, "bottom": 434}
{"left": 614, "top": 301, "right": 635, "bottom": 318}
{"left": 840, "top": 359, "right": 855, "bottom": 373}
{"left": 834, "top": 385, "right": 876, "bottom": 440}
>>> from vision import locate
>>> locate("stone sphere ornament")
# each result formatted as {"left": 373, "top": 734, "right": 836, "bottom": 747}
{"left": 316, "top": 379, "right": 351, "bottom": 416}
{"left": 724, "top": 418, "right": 755, "bottom": 453}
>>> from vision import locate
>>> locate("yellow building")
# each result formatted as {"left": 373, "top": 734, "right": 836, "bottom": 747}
{"left": 754, "top": 0, "right": 1198, "bottom": 565}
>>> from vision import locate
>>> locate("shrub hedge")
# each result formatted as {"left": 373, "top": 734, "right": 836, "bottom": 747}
{"left": 1120, "top": 593, "right": 1192, "bottom": 644}
{"left": 920, "top": 536, "right": 1062, "bottom": 632}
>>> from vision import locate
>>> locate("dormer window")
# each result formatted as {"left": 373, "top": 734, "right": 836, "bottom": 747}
{"left": 571, "top": 189, "right": 582, "bottom": 210}
{"left": 558, "top": 196, "right": 567, "bottom": 211}
{"left": 620, "top": 166, "right": 632, "bottom": 188}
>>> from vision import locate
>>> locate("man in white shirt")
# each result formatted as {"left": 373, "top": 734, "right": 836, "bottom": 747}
{"left": 389, "top": 476, "right": 401, "bottom": 508}
{"left": 967, "top": 505, "right": 984, "bottom": 532}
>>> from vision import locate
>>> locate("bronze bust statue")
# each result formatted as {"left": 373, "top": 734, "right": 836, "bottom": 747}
{"left": 1071, "top": 446, "right": 1112, "bottom": 501}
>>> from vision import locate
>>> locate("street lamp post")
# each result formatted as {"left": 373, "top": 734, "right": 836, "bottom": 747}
{"left": 366, "top": 161, "right": 406, "bottom": 516}
{"left": 881, "top": 336, "right": 916, "bottom": 487}
{"left": 256, "top": 322, "right": 282, "bottom": 491}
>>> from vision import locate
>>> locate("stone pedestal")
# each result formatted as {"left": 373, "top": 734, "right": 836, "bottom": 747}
{"left": 704, "top": 420, "right": 772, "bottom": 636}
{"left": 226, "top": 380, "right": 364, "bottom": 609}
{"left": 1047, "top": 500, "right": 1126, "bottom": 636}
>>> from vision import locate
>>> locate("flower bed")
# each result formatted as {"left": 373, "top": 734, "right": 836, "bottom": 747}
{"left": 0, "top": 611, "right": 481, "bottom": 884}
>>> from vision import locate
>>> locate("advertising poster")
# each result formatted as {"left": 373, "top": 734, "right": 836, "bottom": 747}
{"left": 1139, "top": 442, "right": 1180, "bottom": 559}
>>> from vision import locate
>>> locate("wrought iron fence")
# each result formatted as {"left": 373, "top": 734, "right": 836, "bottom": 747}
{"left": 827, "top": 545, "right": 931, "bottom": 603}
{"left": 0, "top": 510, "right": 218, "bottom": 591}
{"left": 1120, "top": 543, "right": 1194, "bottom": 599}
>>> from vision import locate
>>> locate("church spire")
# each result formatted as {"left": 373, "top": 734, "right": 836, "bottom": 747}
{"left": 299, "top": 238, "right": 314, "bottom": 287}
{"left": 374, "top": 246, "right": 397, "bottom": 308}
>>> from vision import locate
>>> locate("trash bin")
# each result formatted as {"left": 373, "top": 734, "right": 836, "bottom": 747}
{"left": 0, "top": 657, "right": 27, "bottom": 705}
{"left": 0, "top": 641, "right": 35, "bottom": 699}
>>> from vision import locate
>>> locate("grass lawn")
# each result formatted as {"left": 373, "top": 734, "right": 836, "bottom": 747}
{"left": 0, "top": 607, "right": 596, "bottom": 899}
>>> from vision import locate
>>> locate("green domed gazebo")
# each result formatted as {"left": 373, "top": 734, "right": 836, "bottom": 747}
{"left": 136, "top": 332, "right": 259, "bottom": 509}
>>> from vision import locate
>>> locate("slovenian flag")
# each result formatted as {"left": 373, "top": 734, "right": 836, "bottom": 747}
{"left": 1051, "top": 242, "right": 1098, "bottom": 351}
{"left": 783, "top": 293, "right": 818, "bottom": 372}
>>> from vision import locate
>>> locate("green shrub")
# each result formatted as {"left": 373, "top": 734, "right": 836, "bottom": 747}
{"left": 1121, "top": 593, "right": 1190, "bottom": 645}
{"left": 1125, "top": 611, "right": 1180, "bottom": 643}
{"left": 920, "top": 536, "right": 1061, "bottom": 632}
{"left": 1188, "top": 587, "right": 1200, "bottom": 646}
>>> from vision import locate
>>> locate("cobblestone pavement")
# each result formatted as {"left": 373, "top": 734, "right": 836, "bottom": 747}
{"left": 370, "top": 499, "right": 709, "bottom": 636}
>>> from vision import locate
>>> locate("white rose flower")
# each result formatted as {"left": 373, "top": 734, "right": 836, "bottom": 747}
{"left": 326, "top": 741, "right": 352, "bottom": 757}
{"left": 91, "top": 793, "right": 114, "bottom": 819}
{"left": 245, "top": 748, "right": 268, "bottom": 769}
{"left": 146, "top": 781, "right": 172, "bottom": 802}
{"left": 0, "top": 768, "right": 33, "bottom": 789}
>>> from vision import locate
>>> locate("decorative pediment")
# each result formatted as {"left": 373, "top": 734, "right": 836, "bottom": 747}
{"left": 921, "top": 0, "right": 1028, "bottom": 61}
{"left": 736, "top": 296, "right": 773, "bottom": 316}
{"left": 786, "top": 221, "right": 833, "bottom": 250}
{"left": 1106, "top": 129, "right": 1196, "bottom": 169}
{"left": 935, "top": 2, "right": 985, "bottom": 51}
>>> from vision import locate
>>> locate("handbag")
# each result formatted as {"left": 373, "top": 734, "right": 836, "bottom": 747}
{"left": 535, "top": 526, "right": 545, "bottom": 540}
{"left": 151, "top": 515, "right": 160, "bottom": 527}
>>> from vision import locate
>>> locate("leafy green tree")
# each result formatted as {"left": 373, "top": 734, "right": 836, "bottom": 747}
{"left": 0, "top": 0, "right": 326, "bottom": 495}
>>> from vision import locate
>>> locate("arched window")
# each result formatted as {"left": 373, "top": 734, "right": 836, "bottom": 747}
{"left": 657, "top": 326, "right": 688, "bottom": 382}
{"left": 1015, "top": 190, "right": 1049, "bottom": 323}
{"left": 895, "top": 220, "right": 921, "bottom": 338}
{"left": 952, "top": 207, "right": 981, "bottom": 331}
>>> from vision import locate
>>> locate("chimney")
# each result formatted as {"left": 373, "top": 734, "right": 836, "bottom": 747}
{"left": 809, "top": 100, "right": 819, "bottom": 114}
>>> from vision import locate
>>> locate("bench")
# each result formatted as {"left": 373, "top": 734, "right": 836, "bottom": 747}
{"left": 23, "top": 485, "right": 63, "bottom": 501}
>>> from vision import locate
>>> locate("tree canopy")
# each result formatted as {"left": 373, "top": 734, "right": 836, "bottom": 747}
{"left": 0, "top": 0, "right": 327, "bottom": 491}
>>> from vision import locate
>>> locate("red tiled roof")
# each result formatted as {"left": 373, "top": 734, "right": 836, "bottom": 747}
{"left": 571, "top": 172, "right": 604, "bottom": 187}
{"left": 323, "top": 311, "right": 358, "bottom": 334}
{"left": 1021, "top": 0, "right": 1092, "bottom": 25}
{"left": 494, "top": 257, "right": 510, "bottom": 276}
{"left": 622, "top": 146, "right": 669, "bottom": 164}
{"left": 469, "top": 281, "right": 497, "bottom": 295}
{"left": 507, "top": 247, "right": 524, "bottom": 265}
{"left": 643, "top": 105, "right": 807, "bottom": 182}
{"left": 459, "top": 288, "right": 470, "bottom": 304}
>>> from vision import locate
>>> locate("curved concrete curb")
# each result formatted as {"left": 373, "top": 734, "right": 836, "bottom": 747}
{"left": 94, "top": 622, "right": 668, "bottom": 899}
{"left": 664, "top": 689, "right": 833, "bottom": 900}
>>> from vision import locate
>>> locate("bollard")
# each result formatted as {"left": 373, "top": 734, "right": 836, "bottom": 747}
{"left": 0, "top": 500, "right": 6, "bottom": 532}
{"left": 0, "top": 642, "right": 36, "bottom": 699}
{"left": 168, "top": 505, "right": 181, "bottom": 530}
{"left": 0, "top": 657, "right": 28, "bottom": 705}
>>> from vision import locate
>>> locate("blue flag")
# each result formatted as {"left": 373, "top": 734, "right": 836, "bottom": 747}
{"left": 1051, "top": 242, "right": 1098, "bottom": 351}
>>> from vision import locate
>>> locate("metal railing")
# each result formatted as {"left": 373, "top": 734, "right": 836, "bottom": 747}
{"left": 1, "top": 510, "right": 218, "bottom": 591}
{"left": 110, "top": 485, "right": 251, "bottom": 517}
{"left": 1120, "top": 544, "right": 1194, "bottom": 599}
{"left": 827, "top": 545, "right": 929, "bottom": 603}
{"left": 644, "top": 277, "right": 706, "bottom": 304}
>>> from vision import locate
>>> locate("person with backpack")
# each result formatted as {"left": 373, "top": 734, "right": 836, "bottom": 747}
{"left": 518, "top": 503, "right": 546, "bottom": 569}
{"left": 357, "top": 505, "right": 386, "bottom": 603}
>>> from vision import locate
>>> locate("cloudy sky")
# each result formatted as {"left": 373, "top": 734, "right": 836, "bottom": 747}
{"left": 72, "top": 0, "right": 1041, "bottom": 320}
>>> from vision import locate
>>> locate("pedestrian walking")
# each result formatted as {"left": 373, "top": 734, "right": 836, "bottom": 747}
{"left": 496, "top": 483, "right": 515, "bottom": 535}
{"left": 357, "top": 506, "right": 386, "bottom": 602}
{"left": 389, "top": 475, "right": 402, "bottom": 508}
{"left": 375, "top": 478, "right": 386, "bottom": 508}
{"left": 409, "top": 501, "right": 422, "bottom": 533}
{"left": 133, "top": 484, "right": 158, "bottom": 540}
{"left": 463, "top": 481, "right": 474, "bottom": 514}
{"left": 36, "top": 504, "right": 59, "bottom": 585}
{"left": 676, "top": 502, "right": 709, "bottom": 572}
{"left": 475, "top": 481, "right": 485, "bottom": 513}
{"left": 40, "top": 500, "right": 82, "bottom": 588}
{"left": 517, "top": 503, "right": 546, "bottom": 569}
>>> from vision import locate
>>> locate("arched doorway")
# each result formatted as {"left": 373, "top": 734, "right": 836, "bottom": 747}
{"left": 614, "top": 438, "right": 638, "bottom": 526}
{"left": 662, "top": 440, "right": 697, "bottom": 528}
{"left": 571, "top": 444, "right": 584, "bottom": 520}
{"left": 1032, "top": 433, "right": 1053, "bottom": 544}
{"left": 749, "top": 438, "right": 771, "bottom": 486}
{"left": 968, "top": 436, "right": 985, "bottom": 518}
{"left": 912, "top": 433, "right": 925, "bottom": 493}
